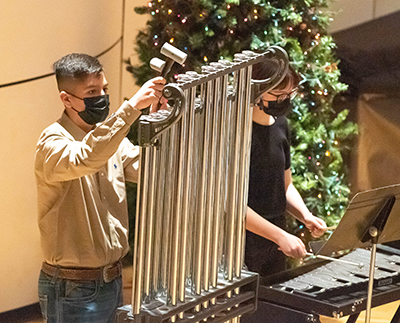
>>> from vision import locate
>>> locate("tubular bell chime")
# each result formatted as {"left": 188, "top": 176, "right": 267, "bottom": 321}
{"left": 116, "top": 44, "right": 289, "bottom": 323}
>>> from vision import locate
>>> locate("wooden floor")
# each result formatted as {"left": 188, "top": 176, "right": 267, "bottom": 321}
{"left": 1, "top": 265, "right": 399, "bottom": 322}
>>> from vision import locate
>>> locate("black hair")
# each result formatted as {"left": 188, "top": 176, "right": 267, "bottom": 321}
{"left": 252, "top": 59, "right": 301, "bottom": 95}
{"left": 53, "top": 53, "right": 103, "bottom": 91}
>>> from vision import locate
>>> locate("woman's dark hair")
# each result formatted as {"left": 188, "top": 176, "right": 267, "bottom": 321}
{"left": 252, "top": 59, "right": 301, "bottom": 95}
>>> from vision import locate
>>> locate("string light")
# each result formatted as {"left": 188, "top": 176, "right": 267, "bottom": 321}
{"left": 181, "top": 18, "right": 187, "bottom": 23}
{"left": 204, "top": 56, "right": 208, "bottom": 62}
{"left": 169, "top": 38, "right": 174, "bottom": 43}
{"left": 168, "top": 9, "right": 172, "bottom": 14}
{"left": 325, "top": 150, "right": 331, "bottom": 157}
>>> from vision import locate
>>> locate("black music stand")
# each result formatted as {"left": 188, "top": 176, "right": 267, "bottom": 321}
{"left": 310, "top": 183, "right": 400, "bottom": 323}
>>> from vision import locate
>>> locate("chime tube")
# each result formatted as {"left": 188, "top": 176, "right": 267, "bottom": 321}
{"left": 204, "top": 73, "right": 222, "bottom": 292}
{"left": 131, "top": 147, "right": 149, "bottom": 314}
{"left": 240, "top": 65, "right": 255, "bottom": 274}
{"left": 225, "top": 64, "right": 248, "bottom": 281}
{"left": 211, "top": 72, "right": 229, "bottom": 287}
{"left": 235, "top": 64, "right": 254, "bottom": 277}
{"left": 153, "top": 133, "right": 166, "bottom": 298}
{"left": 159, "top": 128, "right": 174, "bottom": 299}
{"left": 167, "top": 124, "right": 181, "bottom": 305}
{"left": 193, "top": 76, "right": 214, "bottom": 295}
{"left": 143, "top": 146, "right": 156, "bottom": 300}
{"left": 178, "top": 86, "right": 197, "bottom": 301}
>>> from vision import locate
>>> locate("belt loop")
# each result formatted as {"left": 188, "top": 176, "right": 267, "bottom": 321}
{"left": 100, "top": 265, "right": 105, "bottom": 286}
{"left": 118, "top": 260, "right": 122, "bottom": 275}
{"left": 50, "top": 266, "right": 60, "bottom": 284}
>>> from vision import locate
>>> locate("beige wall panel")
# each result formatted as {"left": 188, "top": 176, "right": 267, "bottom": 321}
{"left": 375, "top": 0, "right": 400, "bottom": 18}
{"left": 121, "top": 0, "right": 150, "bottom": 99}
{"left": 329, "top": 0, "right": 400, "bottom": 33}
{"left": 0, "top": 0, "right": 124, "bottom": 312}
{"left": 329, "top": 0, "right": 374, "bottom": 32}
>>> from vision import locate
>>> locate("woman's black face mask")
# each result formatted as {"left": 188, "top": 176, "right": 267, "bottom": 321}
{"left": 257, "top": 98, "right": 292, "bottom": 118}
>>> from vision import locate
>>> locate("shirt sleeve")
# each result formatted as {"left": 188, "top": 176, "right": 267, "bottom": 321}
{"left": 35, "top": 101, "right": 141, "bottom": 183}
{"left": 120, "top": 137, "right": 140, "bottom": 183}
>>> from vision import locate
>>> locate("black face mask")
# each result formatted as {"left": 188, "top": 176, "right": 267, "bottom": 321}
{"left": 68, "top": 92, "right": 110, "bottom": 125}
{"left": 258, "top": 98, "right": 292, "bottom": 118}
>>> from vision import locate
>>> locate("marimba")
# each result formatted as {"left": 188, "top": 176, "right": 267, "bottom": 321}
{"left": 242, "top": 244, "right": 400, "bottom": 323}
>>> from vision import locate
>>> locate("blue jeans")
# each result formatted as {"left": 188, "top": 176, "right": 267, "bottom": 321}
{"left": 38, "top": 270, "right": 123, "bottom": 323}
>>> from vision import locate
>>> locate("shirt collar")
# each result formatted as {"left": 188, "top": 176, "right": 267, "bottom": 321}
{"left": 58, "top": 111, "right": 88, "bottom": 141}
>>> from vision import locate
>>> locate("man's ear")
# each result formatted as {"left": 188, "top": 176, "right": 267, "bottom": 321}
{"left": 59, "top": 91, "right": 72, "bottom": 108}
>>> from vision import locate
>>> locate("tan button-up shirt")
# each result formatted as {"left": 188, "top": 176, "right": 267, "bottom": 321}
{"left": 35, "top": 101, "right": 141, "bottom": 268}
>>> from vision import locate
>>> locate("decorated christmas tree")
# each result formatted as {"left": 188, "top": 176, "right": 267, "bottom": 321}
{"left": 126, "top": 0, "right": 358, "bottom": 256}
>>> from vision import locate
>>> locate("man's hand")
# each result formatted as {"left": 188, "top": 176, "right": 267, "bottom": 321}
{"left": 150, "top": 97, "right": 168, "bottom": 113}
{"left": 304, "top": 214, "right": 327, "bottom": 238}
{"left": 277, "top": 232, "right": 307, "bottom": 258}
{"left": 128, "top": 77, "right": 166, "bottom": 111}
